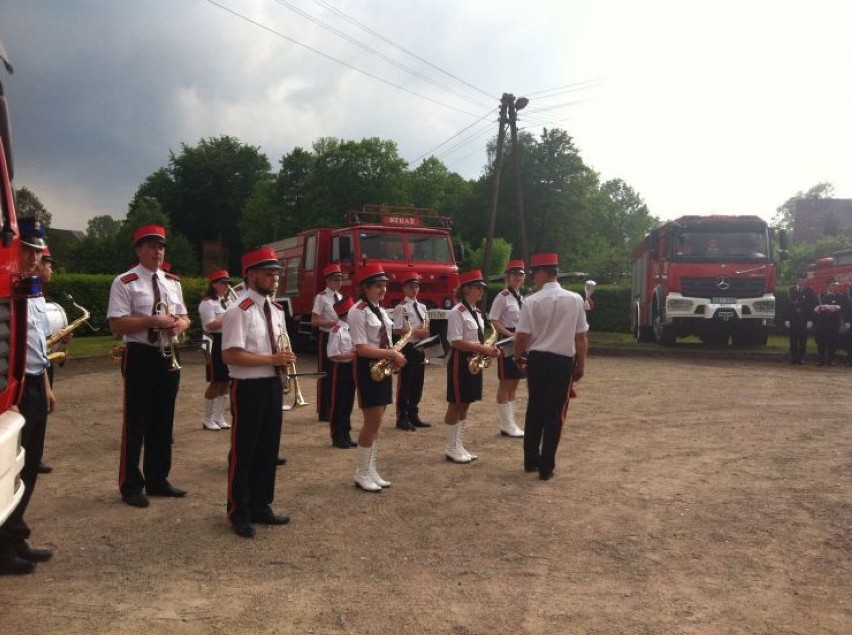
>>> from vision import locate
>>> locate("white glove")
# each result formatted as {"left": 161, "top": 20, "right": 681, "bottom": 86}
{"left": 806, "top": 321, "right": 813, "bottom": 330}
{"left": 784, "top": 320, "right": 790, "bottom": 329}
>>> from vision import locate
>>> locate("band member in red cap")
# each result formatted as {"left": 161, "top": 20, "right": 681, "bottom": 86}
{"left": 38, "top": 246, "right": 59, "bottom": 475}
{"left": 312, "top": 264, "right": 345, "bottom": 422}
{"left": 199, "top": 269, "right": 233, "bottom": 431}
{"left": 107, "top": 224, "right": 191, "bottom": 508}
{"left": 222, "top": 248, "right": 295, "bottom": 538}
{"left": 514, "top": 253, "right": 588, "bottom": 481}
{"left": 489, "top": 259, "right": 527, "bottom": 438}
{"left": 443, "top": 270, "right": 500, "bottom": 463}
{"left": 392, "top": 273, "right": 431, "bottom": 431}
{"left": 347, "top": 264, "right": 406, "bottom": 491}
{"left": 327, "top": 296, "right": 357, "bottom": 449}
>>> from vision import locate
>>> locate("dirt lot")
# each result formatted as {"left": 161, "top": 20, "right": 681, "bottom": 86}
{"left": 0, "top": 350, "right": 849, "bottom": 634}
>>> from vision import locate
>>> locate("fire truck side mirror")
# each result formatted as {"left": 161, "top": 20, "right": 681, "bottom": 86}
{"left": 333, "top": 235, "right": 352, "bottom": 262}
{"left": 454, "top": 241, "right": 465, "bottom": 263}
{"left": 777, "top": 229, "right": 788, "bottom": 252}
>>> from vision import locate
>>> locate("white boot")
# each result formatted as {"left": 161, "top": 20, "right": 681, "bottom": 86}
{"left": 354, "top": 446, "right": 382, "bottom": 491}
{"left": 213, "top": 395, "right": 231, "bottom": 429}
{"left": 459, "top": 419, "right": 477, "bottom": 461}
{"left": 367, "top": 441, "right": 391, "bottom": 488}
{"left": 500, "top": 401, "right": 524, "bottom": 437}
{"left": 444, "top": 423, "right": 471, "bottom": 463}
{"left": 202, "top": 399, "right": 220, "bottom": 430}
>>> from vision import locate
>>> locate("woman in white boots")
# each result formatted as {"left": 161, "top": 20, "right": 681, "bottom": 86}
{"left": 199, "top": 269, "right": 233, "bottom": 431}
{"left": 488, "top": 259, "right": 526, "bottom": 438}
{"left": 444, "top": 270, "right": 500, "bottom": 463}
{"left": 347, "top": 264, "right": 406, "bottom": 491}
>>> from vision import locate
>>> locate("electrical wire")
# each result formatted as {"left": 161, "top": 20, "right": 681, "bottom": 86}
{"left": 410, "top": 106, "right": 497, "bottom": 164}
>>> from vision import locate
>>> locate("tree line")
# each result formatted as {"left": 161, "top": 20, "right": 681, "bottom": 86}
{"left": 30, "top": 128, "right": 659, "bottom": 282}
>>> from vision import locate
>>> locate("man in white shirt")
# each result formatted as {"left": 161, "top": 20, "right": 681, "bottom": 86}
{"left": 391, "top": 273, "right": 431, "bottom": 430}
{"left": 311, "top": 264, "right": 344, "bottom": 421}
{"left": 515, "top": 253, "right": 588, "bottom": 481}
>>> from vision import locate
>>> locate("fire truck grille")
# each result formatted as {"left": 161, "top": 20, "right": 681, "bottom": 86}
{"left": 680, "top": 277, "right": 766, "bottom": 299}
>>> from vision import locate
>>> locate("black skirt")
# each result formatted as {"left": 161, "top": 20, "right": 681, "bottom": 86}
{"left": 205, "top": 333, "right": 230, "bottom": 382}
{"left": 355, "top": 355, "right": 393, "bottom": 409}
{"left": 446, "top": 348, "right": 483, "bottom": 404}
{"left": 497, "top": 352, "right": 525, "bottom": 381}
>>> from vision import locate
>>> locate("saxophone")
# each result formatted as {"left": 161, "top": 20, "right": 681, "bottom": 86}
{"left": 46, "top": 294, "right": 95, "bottom": 363}
{"left": 369, "top": 319, "right": 413, "bottom": 382}
{"left": 468, "top": 329, "right": 499, "bottom": 375}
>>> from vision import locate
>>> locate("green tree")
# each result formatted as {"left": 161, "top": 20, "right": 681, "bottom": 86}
{"left": 772, "top": 181, "right": 834, "bottom": 232}
{"left": 14, "top": 186, "right": 51, "bottom": 226}
{"left": 467, "top": 237, "right": 511, "bottom": 274}
{"left": 86, "top": 215, "right": 121, "bottom": 239}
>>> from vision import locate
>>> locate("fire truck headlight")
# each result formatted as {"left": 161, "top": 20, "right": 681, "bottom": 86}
{"left": 753, "top": 300, "right": 775, "bottom": 313}
{"left": 667, "top": 299, "right": 694, "bottom": 311}
{"left": 442, "top": 298, "right": 452, "bottom": 309}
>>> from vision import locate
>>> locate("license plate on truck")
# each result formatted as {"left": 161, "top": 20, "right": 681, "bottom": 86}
{"left": 712, "top": 297, "right": 737, "bottom": 304}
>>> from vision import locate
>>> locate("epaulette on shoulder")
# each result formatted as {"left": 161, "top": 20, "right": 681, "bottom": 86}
{"left": 356, "top": 301, "right": 367, "bottom": 310}
{"left": 239, "top": 298, "right": 254, "bottom": 311}
{"left": 120, "top": 272, "right": 138, "bottom": 284}
{"left": 165, "top": 272, "right": 180, "bottom": 281}
{"left": 500, "top": 289, "right": 510, "bottom": 296}
{"left": 457, "top": 305, "right": 466, "bottom": 312}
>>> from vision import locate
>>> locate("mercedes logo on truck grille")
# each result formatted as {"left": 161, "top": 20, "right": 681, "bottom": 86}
{"left": 716, "top": 276, "right": 731, "bottom": 290}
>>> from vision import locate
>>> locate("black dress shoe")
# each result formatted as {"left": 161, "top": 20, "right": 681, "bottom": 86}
{"left": 0, "top": 554, "right": 36, "bottom": 575}
{"left": 17, "top": 542, "right": 53, "bottom": 563}
{"left": 276, "top": 456, "right": 287, "bottom": 466}
{"left": 122, "top": 492, "right": 150, "bottom": 508}
{"left": 539, "top": 471, "right": 554, "bottom": 481}
{"left": 347, "top": 438, "right": 358, "bottom": 447}
{"left": 38, "top": 461, "right": 53, "bottom": 474}
{"left": 251, "top": 509, "right": 290, "bottom": 525}
{"left": 524, "top": 466, "right": 538, "bottom": 473}
{"left": 318, "top": 414, "right": 330, "bottom": 422}
{"left": 332, "top": 438, "right": 351, "bottom": 449}
{"left": 146, "top": 482, "right": 187, "bottom": 497}
{"left": 411, "top": 418, "right": 431, "bottom": 428}
{"left": 396, "top": 420, "right": 416, "bottom": 431}
{"left": 232, "top": 522, "right": 256, "bottom": 538}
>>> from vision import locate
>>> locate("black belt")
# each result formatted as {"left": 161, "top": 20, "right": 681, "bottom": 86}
{"left": 25, "top": 371, "right": 46, "bottom": 378}
{"left": 528, "top": 350, "right": 573, "bottom": 362}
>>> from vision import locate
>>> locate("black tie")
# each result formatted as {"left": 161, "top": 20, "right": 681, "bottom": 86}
{"left": 462, "top": 300, "right": 484, "bottom": 344}
{"left": 334, "top": 292, "right": 341, "bottom": 303}
{"left": 367, "top": 302, "right": 390, "bottom": 348}
{"left": 263, "top": 300, "right": 278, "bottom": 354}
{"left": 148, "top": 273, "right": 161, "bottom": 344}
{"left": 508, "top": 288, "right": 523, "bottom": 308}
{"left": 412, "top": 301, "right": 424, "bottom": 325}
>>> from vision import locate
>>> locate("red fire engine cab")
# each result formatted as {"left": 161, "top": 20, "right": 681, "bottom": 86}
{"left": 0, "top": 40, "right": 33, "bottom": 524}
{"left": 803, "top": 250, "right": 852, "bottom": 295}
{"left": 263, "top": 205, "right": 460, "bottom": 349}
{"left": 631, "top": 215, "right": 781, "bottom": 346}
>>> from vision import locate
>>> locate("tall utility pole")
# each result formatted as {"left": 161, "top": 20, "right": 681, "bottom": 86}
{"left": 483, "top": 93, "right": 529, "bottom": 282}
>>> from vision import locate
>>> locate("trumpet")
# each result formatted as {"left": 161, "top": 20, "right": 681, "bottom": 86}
{"left": 276, "top": 328, "right": 310, "bottom": 411}
{"left": 468, "top": 329, "right": 499, "bottom": 375}
{"left": 221, "top": 284, "right": 240, "bottom": 309}
{"left": 154, "top": 300, "right": 181, "bottom": 372}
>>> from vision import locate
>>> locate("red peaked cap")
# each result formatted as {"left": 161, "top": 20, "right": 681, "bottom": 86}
{"left": 358, "top": 263, "right": 389, "bottom": 285}
{"left": 133, "top": 224, "right": 167, "bottom": 245}
{"left": 241, "top": 248, "right": 282, "bottom": 275}
{"left": 505, "top": 259, "right": 526, "bottom": 273}
{"left": 401, "top": 272, "right": 422, "bottom": 286}
{"left": 334, "top": 296, "right": 355, "bottom": 315}
{"left": 458, "top": 269, "right": 487, "bottom": 287}
{"left": 207, "top": 269, "right": 230, "bottom": 282}
{"left": 530, "top": 252, "right": 559, "bottom": 269}
{"left": 323, "top": 264, "right": 343, "bottom": 278}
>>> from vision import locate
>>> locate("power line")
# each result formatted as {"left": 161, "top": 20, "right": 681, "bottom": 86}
{"left": 432, "top": 124, "right": 495, "bottom": 162}
{"left": 410, "top": 106, "right": 497, "bottom": 164}
{"left": 271, "top": 0, "right": 493, "bottom": 110}
{"left": 203, "top": 0, "right": 481, "bottom": 117}
{"left": 313, "top": 0, "right": 495, "bottom": 101}
{"left": 525, "top": 79, "right": 600, "bottom": 98}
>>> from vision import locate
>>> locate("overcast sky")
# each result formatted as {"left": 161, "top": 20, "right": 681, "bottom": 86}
{"left": 2, "top": 0, "right": 851, "bottom": 232}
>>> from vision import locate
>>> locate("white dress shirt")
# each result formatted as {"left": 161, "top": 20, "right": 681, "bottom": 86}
{"left": 107, "top": 264, "right": 187, "bottom": 346}
{"left": 222, "top": 288, "right": 288, "bottom": 379}
{"left": 516, "top": 281, "right": 588, "bottom": 357}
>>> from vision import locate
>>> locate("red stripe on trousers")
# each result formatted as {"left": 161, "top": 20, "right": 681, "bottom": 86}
{"left": 226, "top": 380, "right": 241, "bottom": 519}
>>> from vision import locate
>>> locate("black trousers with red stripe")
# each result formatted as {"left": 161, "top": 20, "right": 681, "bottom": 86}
{"left": 523, "top": 350, "right": 574, "bottom": 477}
{"left": 395, "top": 343, "right": 425, "bottom": 421}
{"left": 120, "top": 343, "right": 180, "bottom": 496}
{"left": 329, "top": 361, "right": 355, "bottom": 441}
{"left": 227, "top": 376, "right": 283, "bottom": 524}
{"left": 317, "top": 331, "right": 332, "bottom": 419}
{"left": 0, "top": 372, "right": 48, "bottom": 552}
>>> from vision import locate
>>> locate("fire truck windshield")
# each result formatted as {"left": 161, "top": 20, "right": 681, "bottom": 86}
{"left": 359, "top": 232, "right": 453, "bottom": 263}
{"left": 672, "top": 231, "right": 768, "bottom": 261}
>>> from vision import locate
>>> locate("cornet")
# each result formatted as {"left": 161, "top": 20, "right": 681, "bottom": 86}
{"left": 221, "top": 284, "right": 240, "bottom": 309}
{"left": 154, "top": 300, "right": 181, "bottom": 372}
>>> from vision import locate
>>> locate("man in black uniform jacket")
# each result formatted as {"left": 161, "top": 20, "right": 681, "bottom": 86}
{"left": 785, "top": 273, "right": 815, "bottom": 365}
{"left": 813, "top": 278, "right": 846, "bottom": 366}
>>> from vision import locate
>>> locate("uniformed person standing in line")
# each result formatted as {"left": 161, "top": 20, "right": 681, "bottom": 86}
{"left": 327, "top": 296, "right": 357, "bottom": 449}
{"left": 222, "top": 248, "right": 296, "bottom": 538}
{"left": 311, "top": 264, "right": 344, "bottom": 422}
{"left": 0, "top": 220, "right": 57, "bottom": 575}
{"left": 199, "top": 269, "right": 233, "bottom": 431}
{"left": 785, "top": 272, "right": 815, "bottom": 365}
{"left": 392, "top": 273, "right": 431, "bottom": 431}
{"left": 515, "top": 253, "right": 588, "bottom": 481}
{"left": 443, "top": 270, "right": 500, "bottom": 464}
{"left": 38, "top": 246, "right": 57, "bottom": 474}
{"left": 107, "top": 225, "right": 191, "bottom": 508}
{"left": 489, "top": 259, "right": 527, "bottom": 438}
{"left": 347, "top": 264, "right": 406, "bottom": 492}
{"left": 813, "top": 278, "right": 845, "bottom": 366}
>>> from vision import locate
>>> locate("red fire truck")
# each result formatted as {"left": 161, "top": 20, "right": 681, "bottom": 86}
{"left": 803, "top": 250, "right": 852, "bottom": 294}
{"left": 0, "top": 40, "right": 32, "bottom": 524}
{"left": 631, "top": 215, "right": 783, "bottom": 346}
{"left": 263, "top": 205, "right": 460, "bottom": 349}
